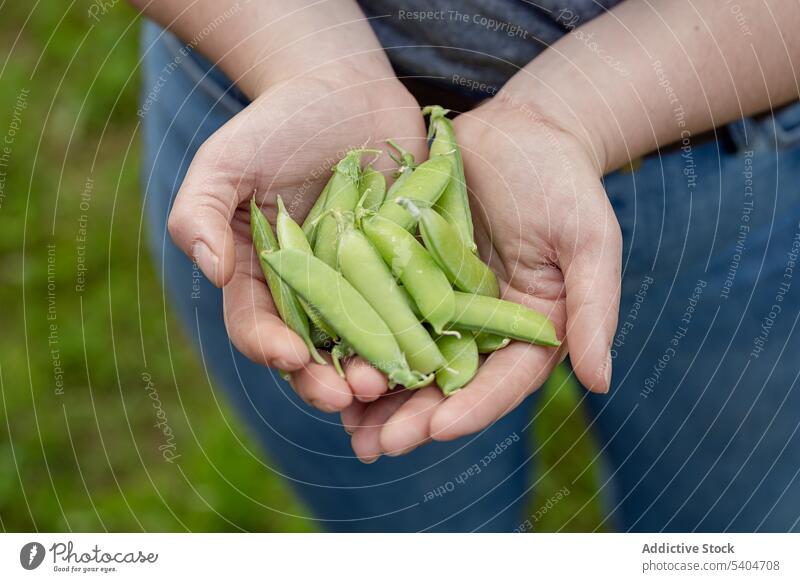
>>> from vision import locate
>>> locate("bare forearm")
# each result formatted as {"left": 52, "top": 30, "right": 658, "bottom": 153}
{"left": 129, "top": 0, "right": 391, "bottom": 97}
{"left": 498, "top": 0, "right": 800, "bottom": 173}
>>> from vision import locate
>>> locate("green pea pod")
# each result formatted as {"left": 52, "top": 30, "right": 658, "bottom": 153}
{"left": 276, "top": 196, "right": 313, "bottom": 253}
{"left": 385, "top": 139, "right": 417, "bottom": 199}
{"left": 450, "top": 291, "right": 560, "bottom": 347}
{"left": 435, "top": 333, "right": 479, "bottom": 396}
{"left": 474, "top": 332, "right": 511, "bottom": 354}
{"left": 397, "top": 285, "right": 421, "bottom": 318}
{"left": 359, "top": 166, "right": 387, "bottom": 212}
{"left": 424, "top": 105, "right": 477, "bottom": 253}
{"left": 386, "top": 165, "right": 414, "bottom": 199}
{"left": 414, "top": 205, "right": 500, "bottom": 298}
{"left": 301, "top": 177, "right": 332, "bottom": 246}
{"left": 313, "top": 150, "right": 363, "bottom": 267}
{"left": 378, "top": 155, "right": 451, "bottom": 231}
{"left": 338, "top": 225, "right": 445, "bottom": 374}
{"left": 249, "top": 199, "right": 326, "bottom": 365}
{"left": 362, "top": 214, "right": 455, "bottom": 335}
{"left": 261, "top": 248, "right": 433, "bottom": 388}
{"left": 331, "top": 340, "right": 354, "bottom": 378}
{"left": 276, "top": 196, "right": 340, "bottom": 345}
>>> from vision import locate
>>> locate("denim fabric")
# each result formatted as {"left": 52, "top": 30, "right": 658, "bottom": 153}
{"left": 357, "top": 0, "right": 622, "bottom": 98}
{"left": 140, "top": 21, "right": 800, "bottom": 532}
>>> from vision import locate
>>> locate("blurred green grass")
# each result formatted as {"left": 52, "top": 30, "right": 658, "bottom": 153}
{"left": 0, "top": 2, "right": 606, "bottom": 532}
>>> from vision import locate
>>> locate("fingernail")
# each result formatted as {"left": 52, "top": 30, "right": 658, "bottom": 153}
{"left": 343, "top": 426, "right": 354, "bottom": 435}
{"left": 359, "top": 455, "right": 379, "bottom": 465}
{"left": 192, "top": 241, "right": 219, "bottom": 284}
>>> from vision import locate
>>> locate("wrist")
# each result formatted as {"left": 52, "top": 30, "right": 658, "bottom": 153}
{"left": 249, "top": 50, "right": 397, "bottom": 99}
{"left": 478, "top": 87, "right": 608, "bottom": 178}
{"left": 133, "top": 0, "right": 394, "bottom": 100}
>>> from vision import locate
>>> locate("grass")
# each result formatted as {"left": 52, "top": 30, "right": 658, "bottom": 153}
{"left": 0, "top": 2, "right": 606, "bottom": 532}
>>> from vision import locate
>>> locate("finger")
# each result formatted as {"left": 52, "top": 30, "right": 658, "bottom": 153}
{"left": 559, "top": 195, "right": 622, "bottom": 393}
{"left": 344, "top": 356, "right": 389, "bottom": 403}
{"left": 290, "top": 352, "right": 353, "bottom": 413}
{"left": 223, "top": 217, "right": 310, "bottom": 370}
{"left": 379, "top": 386, "right": 444, "bottom": 457}
{"left": 350, "top": 390, "right": 414, "bottom": 463}
{"left": 430, "top": 342, "right": 558, "bottom": 442}
{"left": 167, "top": 137, "right": 248, "bottom": 287}
{"left": 341, "top": 400, "right": 367, "bottom": 434}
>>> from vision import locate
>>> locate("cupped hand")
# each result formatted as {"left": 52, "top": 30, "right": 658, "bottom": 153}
{"left": 346, "top": 97, "right": 622, "bottom": 462}
{"left": 167, "top": 67, "right": 427, "bottom": 414}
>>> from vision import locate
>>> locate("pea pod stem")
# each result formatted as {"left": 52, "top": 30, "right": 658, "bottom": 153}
{"left": 331, "top": 341, "right": 354, "bottom": 378}
{"left": 386, "top": 139, "right": 416, "bottom": 173}
{"left": 249, "top": 199, "right": 326, "bottom": 365}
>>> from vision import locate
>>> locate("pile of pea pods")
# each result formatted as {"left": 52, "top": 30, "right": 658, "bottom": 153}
{"left": 251, "top": 106, "right": 560, "bottom": 396}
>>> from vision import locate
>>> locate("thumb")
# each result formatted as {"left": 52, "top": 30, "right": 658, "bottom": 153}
{"left": 167, "top": 140, "right": 243, "bottom": 287}
{"left": 560, "top": 193, "right": 622, "bottom": 393}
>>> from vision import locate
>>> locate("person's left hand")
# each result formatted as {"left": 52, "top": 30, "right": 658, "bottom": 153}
{"left": 342, "top": 97, "right": 622, "bottom": 462}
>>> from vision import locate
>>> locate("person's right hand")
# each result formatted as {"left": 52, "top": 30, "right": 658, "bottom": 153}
{"left": 167, "top": 65, "right": 428, "bottom": 414}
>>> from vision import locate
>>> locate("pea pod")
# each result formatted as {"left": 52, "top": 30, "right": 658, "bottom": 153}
{"left": 424, "top": 105, "right": 477, "bottom": 253}
{"left": 385, "top": 139, "right": 417, "bottom": 199}
{"left": 359, "top": 166, "right": 387, "bottom": 212}
{"left": 261, "top": 248, "right": 432, "bottom": 388}
{"left": 277, "top": 196, "right": 313, "bottom": 253}
{"left": 361, "top": 214, "right": 455, "bottom": 335}
{"left": 435, "top": 332, "right": 479, "bottom": 396}
{"left": 378, "top": 155, "right": 451, "bottom": 231}
{"left": 337, "top": 225, "right": 445, "bottom": 374}
{"left": 313, "top": 150, "right": 363, "bottom": 267}
{"left": 249, "top": 199, "right": 326, "bottom": 365}
{"left": 450, "top": 292, "right": 560, "bottom": 347}
{"left": 331, "top": 340, "right": 354, "bottom": 378}
{"left": 474, "top": 332, "right": 511, "bottom": 354}
{"left": 276, "top": 196, "right": 339, "bottom": 343}
{"left": 302, "top": 177, "right": 332, "bottom": 246}
{"left": 414, "top": 204, "right": 499, "bottom": 298}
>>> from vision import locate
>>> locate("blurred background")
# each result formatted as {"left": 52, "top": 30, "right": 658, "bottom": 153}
{"left": 0, "top": 2, "right": 606, "bottom": 532}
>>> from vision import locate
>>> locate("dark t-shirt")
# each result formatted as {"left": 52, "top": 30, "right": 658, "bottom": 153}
{"left": 358, "top": 0, "right": 621, "bottom": 97}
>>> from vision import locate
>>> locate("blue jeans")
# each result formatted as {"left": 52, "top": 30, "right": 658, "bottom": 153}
{"left": 140, "top": 22, "right": 800, "bottom": 532}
